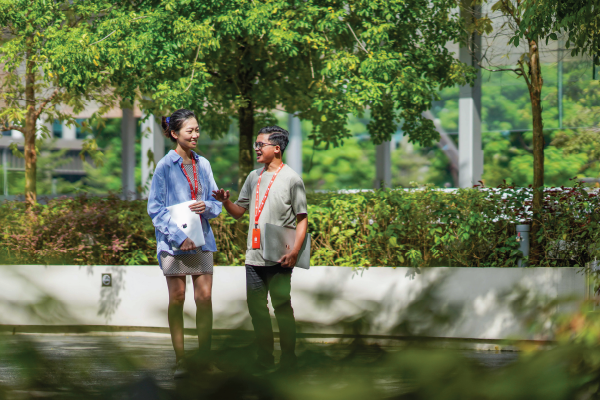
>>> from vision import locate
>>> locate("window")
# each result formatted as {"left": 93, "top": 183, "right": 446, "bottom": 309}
{"left": 75, "top": 118, "right": 87, "bottom": 140}
{"left": 52, "top": 120, "right": 62, "bottom": 138}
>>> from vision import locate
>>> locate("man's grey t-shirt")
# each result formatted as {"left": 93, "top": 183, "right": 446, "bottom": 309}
{"left": 235, "top": 165, "right": 307, "bottom": 266}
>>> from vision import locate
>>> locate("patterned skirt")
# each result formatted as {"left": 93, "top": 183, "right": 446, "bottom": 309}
{"left": 160, "top": 249, "right": 214, "bottom": 276}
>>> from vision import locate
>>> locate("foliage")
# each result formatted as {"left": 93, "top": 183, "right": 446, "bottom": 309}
{"left": 172, "top": 111, "right": 441, "bottom": 192}
{"left": 303, "top": 138, "right": 375, "bottom": 191}
{"left": 517, "top": 0, "right": 600, "bottom": 61}
{"left": 5, "top": 58, "right": 596, "bottom": 196}
{"left": 1, "top": 118, "right": 151, "bottom": 197}
{"left": 308, "top": 188, "right": 523, "bottom": 268}
{"left": 550, "top": 74, "right": 600, "bottom": 181}
{"left": 0, "top": 139, "right": 78, "bottom": 196}
{"left": 469, "top": 0, "right": 562, "bottom": 263}
{"left": 0, "top": 195, "right": 153, "bottom": 265}
{"left": 431, "top": 58, "right": 600, "bottom": 188}
{"left": 0, "top": 0, "right": 127, "bottom": 204}
{"left": 1, "top": 186, "right": 599, "bottom": 267}
{"left": 96, "top": 0, "right": 475, "bottom": 187}
{"left": 2, "top": 323, "right": 600, "bottom": 400}
{"left": 5, "top": 276, "right": 600, "bottom": 399}
{"left": 80, "top": 117, "right": 148, "bottom": 195}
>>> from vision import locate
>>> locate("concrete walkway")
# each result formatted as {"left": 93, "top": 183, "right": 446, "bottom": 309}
{"left": 0, "top": 334, "right": 520, "bottom": 397}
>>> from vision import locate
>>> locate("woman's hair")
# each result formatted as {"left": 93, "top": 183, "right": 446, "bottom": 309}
{"left": 161, "top": 109, "right": 197, "bottom": 143}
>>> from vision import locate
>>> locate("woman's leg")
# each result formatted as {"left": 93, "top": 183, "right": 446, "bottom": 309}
{"left": 192, "top": 274, "right": 213, "bottom": 357}
{"left": 166, "top": 276, "right": 187, "bottom": 363}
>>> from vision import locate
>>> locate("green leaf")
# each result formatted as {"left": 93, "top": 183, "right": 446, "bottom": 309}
{"left": 9, "top": 142, "right": 24, "bottom": 158}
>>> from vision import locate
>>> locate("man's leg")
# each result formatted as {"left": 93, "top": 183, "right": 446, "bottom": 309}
{"left": 246, "top": 264, "right": 275, "bottom": 367}
{"left": 269, "top": 266, "right": 296, "bottom": 368}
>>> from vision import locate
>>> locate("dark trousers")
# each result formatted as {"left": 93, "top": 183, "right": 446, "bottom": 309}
{"left": 245, "top": 264, "right": 296, "bottom": 366}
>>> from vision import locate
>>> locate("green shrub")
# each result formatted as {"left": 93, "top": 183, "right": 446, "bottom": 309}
{"left": 307, "top": 188, "right": 526, "bottom": 267}
{"left": 1, "top": 185, "right": 598, "bottom": 267}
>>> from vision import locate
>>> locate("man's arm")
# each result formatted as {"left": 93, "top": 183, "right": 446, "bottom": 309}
{"left": 212, "top": 189, "right": 247, "bottom": 219}
{"left": 280, "top": 214, "right": 308, "bottom": 268}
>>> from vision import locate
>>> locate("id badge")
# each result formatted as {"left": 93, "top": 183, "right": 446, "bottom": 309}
{"left": 252, "top": 228, "right": 261, "bottom": 249}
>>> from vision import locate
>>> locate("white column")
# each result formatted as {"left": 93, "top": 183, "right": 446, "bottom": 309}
{"left": 61, "top": 122, "right": 76, "bottom": 140}
{"left": 2, "top": 147, "right": 8, "bottom": 196}
{"left": 458, "top": 6, "right": 483, "bottom": 188}
{"left": 286, "top": 113, "right": 303, "bottom": 176}
{"left": 375, "top": 141, "right": 392, "bottom": 189}
{"left": 141, "top": 113, "right": 164, "bottom": 198}
{"left": 121, "top": 108, "right": 136, "bottom": 200}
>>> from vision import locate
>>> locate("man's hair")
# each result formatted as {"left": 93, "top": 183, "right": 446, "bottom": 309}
{"left": 258, "top": 125, "right": 289, "bottom": 154}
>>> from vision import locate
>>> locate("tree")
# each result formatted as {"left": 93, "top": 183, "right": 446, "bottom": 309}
{"left": 0, "top": 0, "right": 126, "bottom": 207}
{"left": 551, "top": 78, "right": 600, "bottom": 180}
{"left": 464, "top": 1, "right": 570, "bottom": 263}
{"left": 467, "top": 0, "right": 600, "bottom": 263}
{"left": 103, "top": 0, "right": 475, "bottom": 189}
{"left": 517, "top": 0, "right": 600, "bottom": 61}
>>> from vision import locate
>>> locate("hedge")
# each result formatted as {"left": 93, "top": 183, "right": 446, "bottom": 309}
{"left": 1, "top": 185, "right": 599, "bottom": 267}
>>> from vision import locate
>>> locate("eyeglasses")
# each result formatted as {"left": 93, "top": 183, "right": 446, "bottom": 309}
{"left": 253, "top": 142, "right": 277, "bottom": 150}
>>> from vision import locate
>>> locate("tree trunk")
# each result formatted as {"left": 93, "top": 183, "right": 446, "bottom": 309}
{"left": 24, "top": 45, "right": 37, "bottom": 208}
{"left": 527, "top": 38, "right": 544, "bottom": 265}
{"left": 238, "top": 98, "right": 254, "bottom": 191}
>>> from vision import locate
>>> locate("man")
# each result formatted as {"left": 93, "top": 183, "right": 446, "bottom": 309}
{"left": 212, "top": 125, "right": 308, "bottom": 371}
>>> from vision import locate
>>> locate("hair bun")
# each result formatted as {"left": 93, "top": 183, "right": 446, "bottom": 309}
{"left": 162, "top": 109, "right": 196, "bottom": 143}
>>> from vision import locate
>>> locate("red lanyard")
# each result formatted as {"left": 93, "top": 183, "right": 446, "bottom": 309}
{"left": 180, "top": 161, "right": 199, "bottom": 201}
{"left": 254, "top": 163, "right": 285, "bottom": 227}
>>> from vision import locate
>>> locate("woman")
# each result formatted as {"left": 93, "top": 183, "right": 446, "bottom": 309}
{"left": 147, "top": 109, "right": 222, "bottom": 378}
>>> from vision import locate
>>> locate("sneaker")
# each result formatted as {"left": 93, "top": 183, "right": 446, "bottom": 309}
{"left": 174, "top": 360, "right": 189, "bottom": 379}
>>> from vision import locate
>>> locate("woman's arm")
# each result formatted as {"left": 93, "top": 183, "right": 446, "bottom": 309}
{"left": 201, "top": 160, "right": 223, "bottom": 220}
{"left": 147, "top": 164, "right": 188, "bottom": 246}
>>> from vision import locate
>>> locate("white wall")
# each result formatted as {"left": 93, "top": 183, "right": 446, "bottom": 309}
{"left": 0, "top": 266, "right": 586, "bottom": 340}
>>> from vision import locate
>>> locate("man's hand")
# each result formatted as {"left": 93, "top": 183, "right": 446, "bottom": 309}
{"left": 212, "top": 189, "right": 230, "bottom": 203}
{"left": 280, "top": 250, "right": 299, "bottom": 268}
{"left": 180, "top": 238, "right": 196, "bottom": 251}
{"left": 212, "top": 189, "right": 247, "bottom": 219}
{"left": 189, "top": 201, "right": 206, "bottom": 214}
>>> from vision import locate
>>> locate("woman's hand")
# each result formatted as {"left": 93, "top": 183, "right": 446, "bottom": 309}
{"left": 189, "top": 201, "right": 206, "bottom": 214}
{"left": 212, "top": 189, "right": 230, "bottom": 203}
{"left": 180, "top": 238, "right": 196, "bottom": 251}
